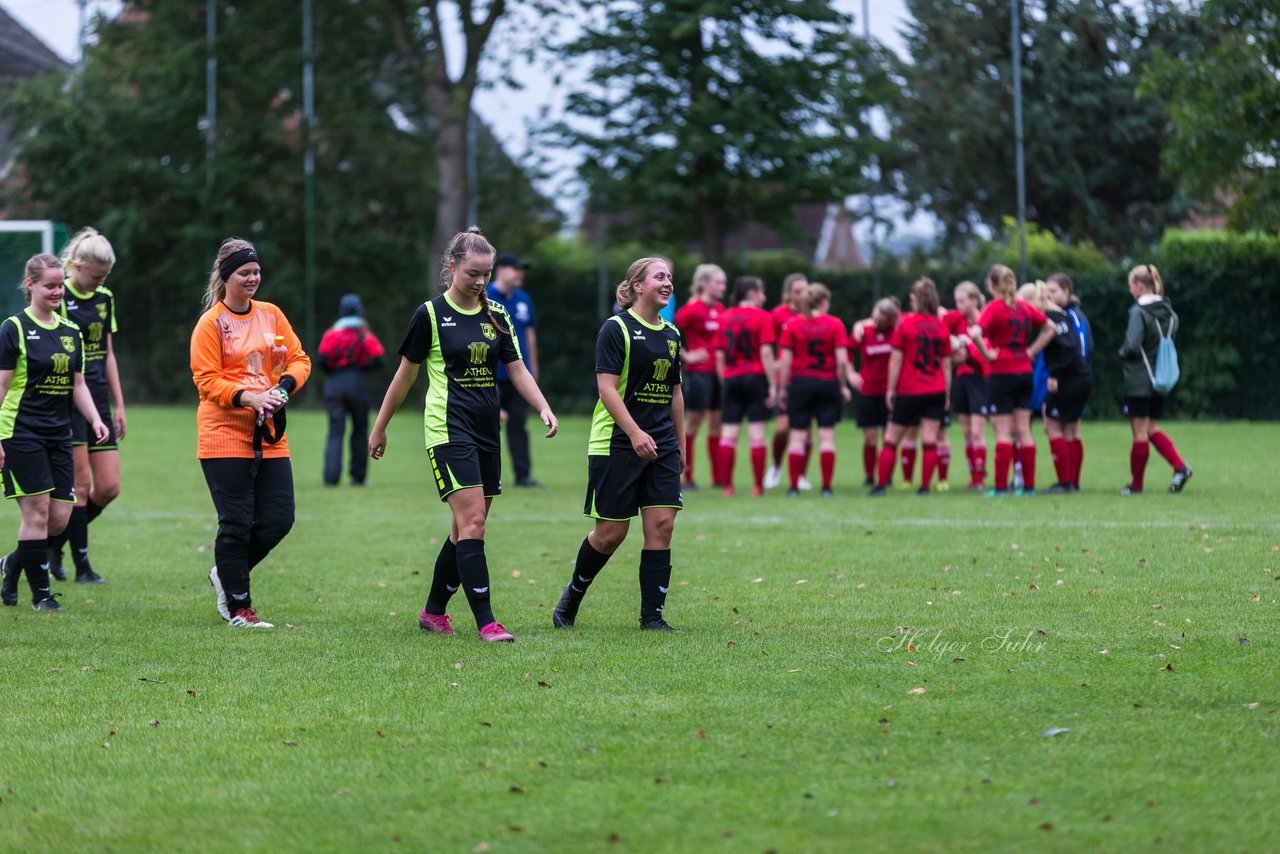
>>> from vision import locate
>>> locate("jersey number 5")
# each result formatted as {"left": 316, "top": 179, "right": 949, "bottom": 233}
{"left": 807, "top": 339, "right": 827, "bottom": 369}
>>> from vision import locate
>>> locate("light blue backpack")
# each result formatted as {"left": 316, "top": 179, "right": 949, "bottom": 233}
{"left": 1141, "top": 316, "right": 1180, "bottom": 394}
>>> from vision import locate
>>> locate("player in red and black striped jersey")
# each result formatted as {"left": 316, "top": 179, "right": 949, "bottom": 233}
{"left": 718, "top": 276, "right": 777, "bottom": 496}
{"left": 950, "top": 281, "right": 990, "bottom": 488}
{"left": 674, "top": 265, "right": 726, "bottom": 489}
{"left": 871, "top": 279, "right": 952, "bottom": 495}
{"left": 779, "top": 284, "right": 850, "bottom": 497}
{"left": 0, "top": 255, "right": 109, "bottom": 611}
{"left": 970, "top": 265, "right": 1056, "bottom": 494}
{"left": 848, "top": 297, "right": 899, "bottom": 486}
{"left": 765, "top": 272, "right": 809, "bottom": 488}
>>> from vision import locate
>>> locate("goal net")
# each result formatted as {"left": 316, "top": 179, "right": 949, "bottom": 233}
{"left": 0, "top": 220, "right": 64, "bottom": 317}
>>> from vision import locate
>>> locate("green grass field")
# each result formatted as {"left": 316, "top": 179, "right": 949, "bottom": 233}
{"left": 1, "top": 406, "right": 1276, "bottom": 852}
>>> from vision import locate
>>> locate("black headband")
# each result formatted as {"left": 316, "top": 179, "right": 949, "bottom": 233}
{"left": 218, "top": 247, "right": 259, "bottom": 282}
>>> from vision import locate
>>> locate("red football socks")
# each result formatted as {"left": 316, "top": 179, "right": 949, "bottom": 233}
{"left": 972, "top": 443, "right": 988, "bottom": 486}
{"left": 900, "top": 442, "right": 917, "bottom": 483}
{"left": 1150, "top": 430, "right": 1185, "bottom": 470}
{"left": 788, "top": 450, "right": 806, "bottom": 490}
{"left": 707, "top": 434, "right": 723, "bottom": 485}
{"left": 877, "top": 442, "right": 897, "bottom": 488}
{"left": 750, "top": 442, "right": 767, "bottom": 491}
{"left": 863, "top": 443, "right": 877, "bottom": 480}
{"left": 994, "top": 442, "right": 1014, "bottom": 491}
{"left": 771, "top": 430, "right": 788, "bottom": 467}
{"left": 937, "top": 445, "right": 950, "bottom": 482}
{"left": 684, "top": 434, "right": 696, "bottom": 483}
{"left": 718, "top": 437, "right": 736, "bottom": 491}
{"left": 920, "top": 443, "right": 938, "bottom": 490}
{"left": 1071, "top": 438, "right": 1084, "bottom": 487}
{"left": 1130, "top": 441, "right": 1150, "bottom": 490}
{"left": 1050, "top": 437, "right": 1071, "bottom": 486}
{"left": 820, "top": 450, "right": 836, "bottom": 490}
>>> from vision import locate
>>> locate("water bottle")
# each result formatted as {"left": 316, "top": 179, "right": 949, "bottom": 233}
{"left": 269, "top": 335, "right": 288, "bottom": 383}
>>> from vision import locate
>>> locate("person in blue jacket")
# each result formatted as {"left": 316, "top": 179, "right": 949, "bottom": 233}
{"left": 486, "top": 252, "right": 542, "bottom": 488}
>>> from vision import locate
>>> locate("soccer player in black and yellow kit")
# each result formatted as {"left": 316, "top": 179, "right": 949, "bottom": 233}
{"left": 370, "top": 227, "right": 558, "bottom": 643}
{"left": 552, "top": 257, "right": 687, "bottom": 632}
{"left": 0, "top": 254, "right": 109, "bottom": 610}
{"left": 49, "top": 228, "right": 125, "bottom": 584}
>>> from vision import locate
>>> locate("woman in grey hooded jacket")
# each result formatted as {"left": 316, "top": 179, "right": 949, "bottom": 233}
{"left": 1118, "top": 264, "right": 1192, "bottom": 495}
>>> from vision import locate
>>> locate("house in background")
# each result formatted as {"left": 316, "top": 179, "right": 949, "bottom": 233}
{"left": 0, "top": 4, "right": 68, "bottom": 316}
{"left": 732, "top": 201, "right": 866, "bottom": 270}
{"left": 0, "top": 4, "right": 68, "bottom": 170}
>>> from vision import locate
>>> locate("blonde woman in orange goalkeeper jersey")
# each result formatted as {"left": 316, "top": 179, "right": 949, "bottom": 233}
{"left": 190, "top": 238, "right": 311, "bottom": 628}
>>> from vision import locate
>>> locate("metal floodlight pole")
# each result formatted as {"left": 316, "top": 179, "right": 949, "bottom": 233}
{"left": 862, "top": 0, "right": 880, "bottom": 301}
{"left": 1011, "top": 0, "right": 1027, "bottom": 283}
{"left": 302, "top": 0, "right": 318, "bottom": 402}
{"left": 205, "top": 1, "right": 217, "bottom": 192}
{"left": 76, "top": 0, "right": 87, "bottom": 72}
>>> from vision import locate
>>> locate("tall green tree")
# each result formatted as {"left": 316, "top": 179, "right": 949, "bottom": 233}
{"left": 552, "top": 0, "right": 897, "bottom": 264}
{"left": 3, "top": 2, "right": 556, "bottom": 400}
{"left": 1140, "top": 0, "right": 1280, "bottom": 232}
{"left": 890, "top": 0, "right": 1193, "bottom": 254}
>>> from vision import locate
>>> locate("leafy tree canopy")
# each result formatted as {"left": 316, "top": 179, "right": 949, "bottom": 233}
{"left": 3, "top": 1, "right": 557, "bottom": 399}
{"left": 551, "top": 0, "right": 899, "bottom": 263}
{"left": 1140, "top": 0, "right": 1280, "bottom": 232}
{"left": 889, "top": 0, "right": 1196, "bottom": 255}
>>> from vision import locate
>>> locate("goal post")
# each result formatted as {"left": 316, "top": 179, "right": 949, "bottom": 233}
{"left": 0, "top": 220, "right": 63, "bottom": 317}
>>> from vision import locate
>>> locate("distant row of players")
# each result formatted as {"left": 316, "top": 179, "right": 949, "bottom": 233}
{"left": 673, "top": 263, "right": 1192, "bottom": 497}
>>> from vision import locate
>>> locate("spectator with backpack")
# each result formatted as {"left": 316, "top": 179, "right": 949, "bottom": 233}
{"left": 318, "top": 294, "right": 385, "bottom": 486}
{"left": 1118, "top": 264, "right": 1191, "bottom": 495}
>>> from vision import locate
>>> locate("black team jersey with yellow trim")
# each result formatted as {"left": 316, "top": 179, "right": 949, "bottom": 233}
{"left": 398, "top": 293, "right": 521, "bottom": 453}
{"left": 59, "top": 281, "right": 117, "bottom": 388}
{"left": 0, "top": 308, "right": 85, "bottom": 441}
{"left": 589, "top": 309, "right": 683, "bottom": 456}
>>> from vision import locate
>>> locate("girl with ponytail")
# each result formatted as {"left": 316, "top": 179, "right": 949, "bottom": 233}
{"left": 370, "top": 227, "right": 559, "bottom": 643}
{"left": 553, "top": 257, "right": 687, "bottom": 632}
{"left": 970, "top": 265, "right": 1056, "bottom": 494}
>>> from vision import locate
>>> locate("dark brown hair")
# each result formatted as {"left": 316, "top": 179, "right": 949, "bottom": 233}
{"left": 910, "top": 277, "right": 941, "bottom": 317}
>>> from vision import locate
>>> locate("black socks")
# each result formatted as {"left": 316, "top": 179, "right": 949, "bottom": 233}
{"left": 424, "top": 538, "right": 460, "bottom": 615}
{"left": 567, "top": 537, "right": 613, "bottom": 599}
{"left": 455, "top": 539, "right": 495, "bottom": 629}
{"left": 19, "top": 538, "right": 51, "bottom": 603}
{"left": 66, "top": 506, "right": 89, "bottom": 571}
{"left": 638, "top": 548, "right": 672, "bottom": 623}
{"left": 85, "top": 498, "right": 104, "bottom": 524}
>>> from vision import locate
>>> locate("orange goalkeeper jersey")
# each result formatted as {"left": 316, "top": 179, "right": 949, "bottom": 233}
{"left": 190, "top": 300, "right": 311, "bottom": 459}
